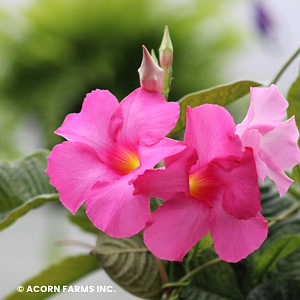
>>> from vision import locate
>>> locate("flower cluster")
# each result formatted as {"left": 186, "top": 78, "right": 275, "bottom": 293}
{"left": 46, "top": 44, "right": 300, "bottom": 263}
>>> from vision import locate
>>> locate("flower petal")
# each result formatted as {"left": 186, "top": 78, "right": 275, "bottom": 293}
{"left": 267, "top": 169, "right": 294, "bottom": 197}
{"left": 134, "top": 145, "right": 197, "bottom": 200}
{"left": 208, "top": 149, "right": 261, "bottom": 219}
{"left": 85, "top": 177, "right": 150, "bottom": 238}
{"left": 117, "top": 87, "right": 179, "bottom": 146}
{"left": 210, "top": 204, "right": 268, "bottom": 263}
{"left": 259, "top": 116, "right": 300, "bottom": 171}
{"left": 237, "top": 85, "right": 288, "bottom": 136}
{"left": 138, "top": 137, "right": 187, "bottom": 173}
{"left": 144, "top": 193, "right": 210, "bottom": 261}
{"left": 185, "top": 105, "right": 242, "bottom": 170}
{"left": 46, "top": 141, "right": 117, "bottom": 214}
{"left": 55, "top": 89, "right": 120, "bottom": 160}
{"left": 239, "top": 128, "right": 268, "bottom": 183}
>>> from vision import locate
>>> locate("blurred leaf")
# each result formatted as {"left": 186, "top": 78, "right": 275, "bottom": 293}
{"left": 0, "top": 193, "right": 58, "bottom": 232}
{"left": 0, "top": 150, "right": 58, "bottom": 231}
{"left": 260, "top": 181, "right": 297, "bottom": 218}
{"left": 287, "top": 71, "right": 300, "bottom": 132}
{"left": 246, "top": 280, "right": 300, "bottom": 300}
{"left": 253, "top": 235, "right": 300, "bottom": 284}
{"left": 95, "top": 232, "right": 163, "bottom": 300}
{"left": 260, "top": 216, "right": 300, "bottom": 284}
{"left": 68, "top": 205, "right": 100, "bottom": 235}
{"left": 196, "top": 232, "right": 214, "bottom": 253}
{"left": 169, "top": 80, "right": 262, "bottom": 137}
{"left": 4, "top": 254, "right": 100, "bottom": 300}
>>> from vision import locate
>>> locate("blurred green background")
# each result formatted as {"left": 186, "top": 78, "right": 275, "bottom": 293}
{"left": 0, "top": 0, "right": 243, "bottom": 160}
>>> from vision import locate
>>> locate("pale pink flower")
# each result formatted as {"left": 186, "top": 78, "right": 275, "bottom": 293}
{"left": 236, "top": 85, "right": 300, "bottom": 196}
{"left": 46, "top": 87, "right": 183, "bottom": 238}
{"left": 134, "top": 104, "right": 268, "bottom": 263}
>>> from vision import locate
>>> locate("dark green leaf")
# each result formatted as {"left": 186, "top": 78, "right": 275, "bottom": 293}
{"left": 183, "top": 248, "right": 244, "bottom": 300}
{"left": 260, "top": 184, "right": 297, "bottom": 218}
{"left": 261, "top": 217, "right": 300, "bottom": 283}
{"left": 4, "top": 254, "right": 101, "bottom": 300}
{"left": 253, "top": 235, "right": 300, "bottom": 284}
{"left": 68, "top": 205, "right": 100, "bottom": 235}
{"left": 270, "top": 244, "right": 300, "bottom": 282}
{"left": 246, "top": 280, "right": 300, "bottom": 300}
{"left": 169, "top": 80, "right": 262, "bottom": 137}
{"left": 95, "top": 232, "right": 163, "bottom": 300}
{"left": 0, "top": 151, "right": 58, "bottom": 231}
{"left": 179, "top": 285, "right": 236, "bottom": 300}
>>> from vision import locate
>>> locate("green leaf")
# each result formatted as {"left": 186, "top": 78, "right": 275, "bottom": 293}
{"left": 287, "top": 72, "right": 300, "bottom": 185}
{"left": 260, "top": 180, "right": 297, "bottom": 218}
{"left": 183, "top": 248, "right": 244, "bottom": 300}
{"left": 68, "top": 205, "right": 100, "bottom": 235}
{"left": 260, "top": 217, "right": 300, "bottom": 283}
{"left": 4, "top": 254, "right": 101, "bottom": 299}
{"left": 0, "top": 150, "right": 58, "bottom": 231}
{"left": 169, "top": 80, "right": 262, "bottom": 137}
{"left": 179, "top": 285, "right": 237, "bottom": 300}
{"left": 287, "top": 72, "right": 300, "bottom": 131}
{"left": 253, "top": 235, "right": 300, "bottom": 284}
{"left": 95, "top": 232, "right": 163, "bottom": 300}
{"left": 246, "top": 280, "right": 300, "bottom": 300}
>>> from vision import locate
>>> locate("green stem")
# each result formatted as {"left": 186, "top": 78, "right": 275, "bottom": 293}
{"left": 163, "top": 257, "right": 222, "bottom": 291}
{"left": 178, "top": 257, "right": 221, "bottom": 283}
{"left": 268, "top": 203, "right": 300, "bottom": 227}
{"left": 270, "top": 47, "right": 300, "bottom": 86}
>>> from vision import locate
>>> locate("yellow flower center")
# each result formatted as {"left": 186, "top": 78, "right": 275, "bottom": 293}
{"left": 189, "top": 170, "right": 205, "bottom": 201}
{"left": 110, "top": 147, "right": 140, "bottom": 176}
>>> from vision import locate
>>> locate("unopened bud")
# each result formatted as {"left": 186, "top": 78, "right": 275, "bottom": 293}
{"left": 159, "top": 25, "right": 173, "bottom": 70}
{"left": 138, "top": 45, "right": 163, "bottom": 93}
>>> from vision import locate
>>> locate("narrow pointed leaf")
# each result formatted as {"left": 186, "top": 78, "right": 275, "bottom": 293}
{"left": 4, "top": 254, "right": 101, "bottom": 300}
{"left": 169, "top": 80, "right": 262, "bottom": 137}
{"left": 253, "top": 234, "right": 300, "bottom": 284}
{"left": 95, "top": 232, "right": 163, "bottom": 300}
{"left": 0, "top": 150, "right": 58, "bottom": 231}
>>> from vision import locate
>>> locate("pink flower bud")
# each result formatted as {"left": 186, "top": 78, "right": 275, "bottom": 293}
{"left": 138, "top": 45, "right": 163, "bottom": 93}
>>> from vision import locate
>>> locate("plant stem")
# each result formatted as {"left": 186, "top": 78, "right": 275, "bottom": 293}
{"left": 268, "top": 202, "right": 300, "bottom": 227}
{"left": 56, "top": 239, "right": 95, "bottom": 249}
{"left": 178, "top": 257, "right": 221, "bottom": 283}
{"left": 163, "top": 257, "right": 222, "bottom": 291}
{"left": 270, "top": 47, "right": 300, "bottom": 86}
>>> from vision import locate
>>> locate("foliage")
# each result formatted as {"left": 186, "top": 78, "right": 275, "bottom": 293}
{"left": 0, "top": 150, "right": 58, "bottom": 231}
{"left": 3, "top": 74, "right": 300, "bottom": 299}
{"left": 1, "top": 4, "right": 300, "bottom": 298}
{"left": 4, "top": 254, "right": 100, "bottom": 300}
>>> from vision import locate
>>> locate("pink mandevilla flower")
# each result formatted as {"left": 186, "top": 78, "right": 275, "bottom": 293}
{"left": 46, "top": 87, "right": 183, "bottom": 238}
{"left": 134, "top": 104, "right": 268, "bottom": 263}
{"left": 236, "top": 85, "right": 300, "bottom": 196}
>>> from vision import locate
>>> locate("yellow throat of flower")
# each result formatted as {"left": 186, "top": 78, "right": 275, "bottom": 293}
{"left": 111, "top": 147, "right": 140, "bottom": 176}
